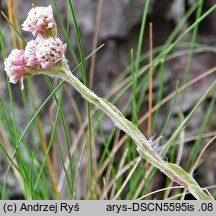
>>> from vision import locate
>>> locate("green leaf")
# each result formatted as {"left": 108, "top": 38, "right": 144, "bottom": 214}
{"left": 168, "top": 163, "right": 212, "bottom": 200}
{"left": 189, "top": 185, "right": 212, "bottom": 200}
{"left": 168, "top": 163, "right": 197, "bottom": 185}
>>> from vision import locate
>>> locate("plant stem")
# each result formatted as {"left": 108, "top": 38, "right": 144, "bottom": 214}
{"left": 47, "top": 62, "right": 212, "bottom": 200}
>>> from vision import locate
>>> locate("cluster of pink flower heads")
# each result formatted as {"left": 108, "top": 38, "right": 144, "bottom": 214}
{"left": 4, "top": 5, "right": 66, "bottom": 86}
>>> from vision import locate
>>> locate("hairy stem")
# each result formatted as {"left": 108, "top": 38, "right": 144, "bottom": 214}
{"left": 45, "top": 62, "right": 212, "bottom": 200}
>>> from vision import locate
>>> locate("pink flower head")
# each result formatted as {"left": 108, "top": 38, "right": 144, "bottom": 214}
{"left": 22, "top": 5, "right": 57, "bottom": 37}
{"left": 35, "top": 37, "right": 67, "bottom": 69}
{"left": 25, "top": 37, "right": 41, "bottom": 68}
{"left": 4, "top": 49, "right": 30, "bottom": 84}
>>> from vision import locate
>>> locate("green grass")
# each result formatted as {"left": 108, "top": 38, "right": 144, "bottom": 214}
{"left": 0, "top": 1, "right": 215, "bottom": 199}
